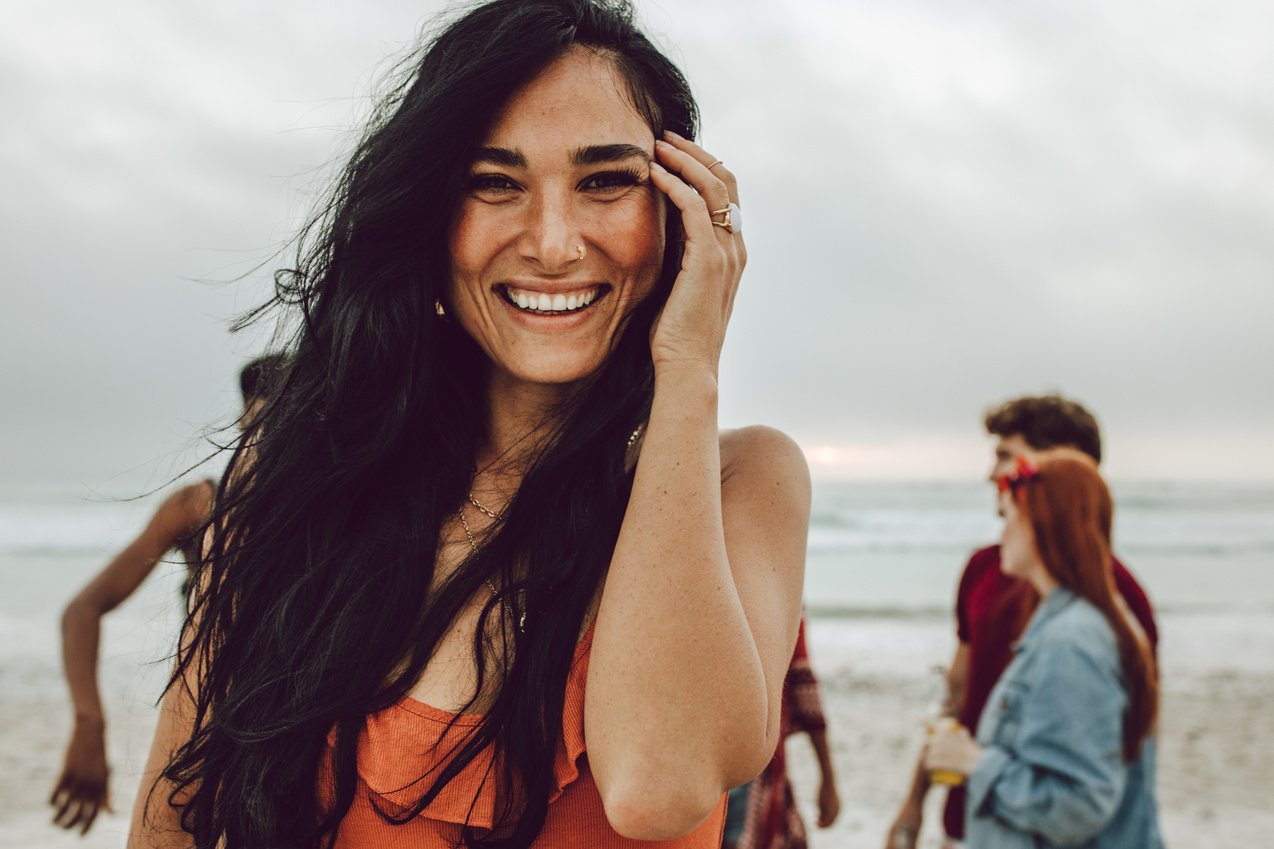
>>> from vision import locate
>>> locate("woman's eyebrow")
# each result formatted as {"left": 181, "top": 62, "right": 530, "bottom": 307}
{"left": 473, "top": 146, "right": 526, "bottom": 167}
{"left": 571, "top": 144, "right": 651, "bottom": 166}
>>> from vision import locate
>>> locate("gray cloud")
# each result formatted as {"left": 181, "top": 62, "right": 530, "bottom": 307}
{"left": 3, "top": 0, "right": 1271, "bottom": 486}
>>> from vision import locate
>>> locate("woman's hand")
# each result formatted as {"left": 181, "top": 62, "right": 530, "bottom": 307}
{"left": 646, "top": 131, "right": 745, "bottom": 373}
{"left": 50, "top": 719, "right": 112, "bottom": 834}
{"left": 924, "top": 720, "right": 984, "bottom": 777}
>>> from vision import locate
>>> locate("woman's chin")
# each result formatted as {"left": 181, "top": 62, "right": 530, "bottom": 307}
{"left": 495, "top": 354, "right": 611, "bottom": 389}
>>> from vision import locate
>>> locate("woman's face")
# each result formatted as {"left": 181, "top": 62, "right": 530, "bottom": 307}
{"left": 448, "top": 47, "right": 665, "bottom": 387}
{"left": 998, "top": 490, "right": 1041, "bottom": 580}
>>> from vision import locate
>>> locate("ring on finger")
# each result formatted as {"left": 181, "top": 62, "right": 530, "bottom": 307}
{"left": 709, "top": 202, "right": 742, "bottom": 235}
{"left": 707, "top": 160, "right": 724, "bottom": 170}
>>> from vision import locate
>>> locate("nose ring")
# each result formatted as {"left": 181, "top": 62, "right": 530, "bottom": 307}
{"left": 573, "top": 244, "right": 586, "bottom": 263}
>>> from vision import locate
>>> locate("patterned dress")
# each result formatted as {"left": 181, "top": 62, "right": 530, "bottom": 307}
{"left": 723, "top": 617, "right": 827, "bottom": 849}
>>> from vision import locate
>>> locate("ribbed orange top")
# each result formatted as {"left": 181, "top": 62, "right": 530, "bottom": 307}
{"left": 327, "top": 625, "right": 726, "bottom": 847}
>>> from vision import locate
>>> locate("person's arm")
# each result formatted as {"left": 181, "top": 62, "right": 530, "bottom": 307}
{"left": 586, "top": 135, "right": 808, "bottom": 840}
{"left": 945, "top": 638, "right": 1128, "bottom": 845}
{"left": 884, "top": 641, "right": 969, "bottom": 849}
{"left": 51, "top": 484, "right": 210, "bottom": 834}
{"left": 807, "top": 728, "right": 841, "bottom": 828}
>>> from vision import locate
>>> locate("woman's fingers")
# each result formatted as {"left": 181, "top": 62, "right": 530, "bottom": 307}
{"left": 663, "top": 130, "right": 739, "bottom": 206}
{"left": 647, "top": 158, "right": 725, "bottom": 251}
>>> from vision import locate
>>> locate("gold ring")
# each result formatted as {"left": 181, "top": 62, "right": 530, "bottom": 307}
{"left": 707, "top": 160, "right": 724, "bottom": 170}
{"left": 709, "top": 202, "right": 741, "bottom": 235}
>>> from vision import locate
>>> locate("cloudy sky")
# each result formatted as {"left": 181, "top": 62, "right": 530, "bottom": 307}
{"left": 3, "top": 0, "right": 1272, "bottom": 489}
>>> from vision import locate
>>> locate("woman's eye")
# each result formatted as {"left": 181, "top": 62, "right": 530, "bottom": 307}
{"left": 580, "top": 170, "right": 644, "bottom": 193}
{"left": 466, "top": 174, "right": 520, "bottom": 195}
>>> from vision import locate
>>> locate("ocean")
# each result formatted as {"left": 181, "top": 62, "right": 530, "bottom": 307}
{"left": 1, "top": 479, "right": 1272, "bottom": 846}
{"left": 3, "top": 479, "right": 1273, "bottom": 671}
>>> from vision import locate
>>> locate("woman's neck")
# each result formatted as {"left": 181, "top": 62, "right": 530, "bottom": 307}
{"left": 1026, "top": 559, "right": 1059, "bottom": 598}
{"left": 474, "top": 368, "right": 576, "bottom": 492}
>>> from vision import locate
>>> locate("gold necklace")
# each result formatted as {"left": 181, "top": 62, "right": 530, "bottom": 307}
{"left": 458, "top": 422, "right": 643, "bottom": 632}
{"left": 467, "top": 492, "right": 501, "bottom": 520}
{"left": 456, "top": 502, "right": 525, "bottom": 630}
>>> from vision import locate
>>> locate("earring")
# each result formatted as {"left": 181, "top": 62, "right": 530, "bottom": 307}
{"left": 435, "top": 299, "right": 447, "bottom": 318}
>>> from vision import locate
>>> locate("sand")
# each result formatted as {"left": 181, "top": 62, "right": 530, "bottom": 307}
{"left": 784, "top": 661, "right": 1274, "bottom": 847}
{"left": 4, "top": 621, "right": 1272, "bottom": 848}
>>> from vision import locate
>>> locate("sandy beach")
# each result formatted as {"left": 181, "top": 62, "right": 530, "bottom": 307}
{"left": 5, "top": 481, "right": 1273, "bottom": 847}
{"left": 784, "top": 634, "right": 1274, "bottom": 848}
{"left": 4, "top": 613, "right": 1273, "bottom": 848}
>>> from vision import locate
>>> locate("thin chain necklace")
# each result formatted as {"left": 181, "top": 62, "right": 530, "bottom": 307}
{"left": 456, "top": 502, "right": 525, "bottom": 630}
{"left": 467, "top": 492, "right": 501, "bottom": 520}
{"left": 459, "top": 422, "right": 645, "bottom": 632}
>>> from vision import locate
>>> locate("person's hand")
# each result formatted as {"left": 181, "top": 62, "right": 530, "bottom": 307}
{"left": 50, "top": 720, "right": 112, "bottom": 834}
{"left": 884, "top": 808, "right": 921, "bottom": 849}
{"left": 816, "top": 777, "right": 841, "bottom": 828}
{"left": 646, "top": 131, "right": 745, "bottom": 374}
{"left": 924, "top": 719, "right": 983, "bottom": 777}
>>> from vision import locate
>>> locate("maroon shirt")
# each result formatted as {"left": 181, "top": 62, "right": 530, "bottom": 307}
{"left": 942, "top": 544, "right": 1158, "bottom": 839}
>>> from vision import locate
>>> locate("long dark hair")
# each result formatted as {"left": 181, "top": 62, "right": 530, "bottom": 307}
{"left": 1017, "top": 452, "right": 1158, "bottom": 761}
{"left": 158, "top": 2, "right": 698, "bottom": 847}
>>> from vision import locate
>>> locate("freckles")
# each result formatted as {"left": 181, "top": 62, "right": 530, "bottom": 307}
{"left": 596, "top": 194, "right": 663, "bottom": 268}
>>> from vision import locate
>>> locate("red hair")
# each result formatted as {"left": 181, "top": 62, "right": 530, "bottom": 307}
{"left": 1016, "top": 449, "right": 1157, "bottom": 761}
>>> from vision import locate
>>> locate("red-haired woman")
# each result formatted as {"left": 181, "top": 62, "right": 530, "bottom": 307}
{"left": 925, "top": 450, "right": 1164, "bottom": 848}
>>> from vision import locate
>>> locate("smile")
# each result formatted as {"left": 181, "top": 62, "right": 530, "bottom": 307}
{"left": 498, "top": 284, "right": 608, "bottom": 315}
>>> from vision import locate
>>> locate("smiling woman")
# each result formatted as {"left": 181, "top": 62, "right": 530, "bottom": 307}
{"left": 125, "top": 2, "right": 809, "bottom": 849}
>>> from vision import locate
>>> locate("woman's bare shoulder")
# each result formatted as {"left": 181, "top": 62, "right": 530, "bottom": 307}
{"left": 719, "top": 425, "right": 809, "bottom": 488}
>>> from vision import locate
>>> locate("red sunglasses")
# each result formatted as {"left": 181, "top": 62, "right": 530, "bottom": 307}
{"left": 996, "top": 455, "right": 1040, "bottom": 494}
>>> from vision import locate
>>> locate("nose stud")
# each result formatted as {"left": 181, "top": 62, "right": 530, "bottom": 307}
{"left": 572, "top": 244, "right": 586, "bottom": 263}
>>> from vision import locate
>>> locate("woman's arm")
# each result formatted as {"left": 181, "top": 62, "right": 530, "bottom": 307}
{"left": 52, "top": 484, "right": 210, "bottom": 834}
{"left": 126, "top": 676, "right": 198, "bottom": 849}
{"left": 585, "top": 129, "right": 807, "bottom": 843}
{"left": 966, "top": 638, "right": 1128, "bottom": 845}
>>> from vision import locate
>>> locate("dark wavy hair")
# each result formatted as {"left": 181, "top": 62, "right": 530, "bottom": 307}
{"left": 157, "top": 2, "right": 698, "bottom": 847}
{"left": 984, "top": 393, "right": 1102, "bottom": 464}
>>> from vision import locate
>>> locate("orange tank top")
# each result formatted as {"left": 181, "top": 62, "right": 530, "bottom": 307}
{"left": 326, "top": 625, "right": 726, "bottom": 847}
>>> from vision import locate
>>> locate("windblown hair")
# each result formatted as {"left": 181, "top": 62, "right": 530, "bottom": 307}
{"left": 1015, "top": 450, "right": 1158, "bottom": 761}
{"left": 158, "top": 2, "right": 698, "bottom": 847}
{"left": 237, "top": 354, "right": 288, "bottom": 404}
{"left": 985, "top": 393, "right": 1102, "bottom": 463}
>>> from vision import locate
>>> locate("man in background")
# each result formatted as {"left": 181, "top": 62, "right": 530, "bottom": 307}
{"left": 883, "top": 393, "right": 1159, "bottom": 849}
{"left": 48, "top": 354, "right": 284, "bottom": 834}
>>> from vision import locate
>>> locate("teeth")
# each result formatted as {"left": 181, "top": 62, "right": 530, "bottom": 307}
{"left": 504, "top": 285, "right": 601, "bottom": 314}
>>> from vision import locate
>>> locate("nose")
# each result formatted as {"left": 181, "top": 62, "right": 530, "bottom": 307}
{"left": 519, "top": 190, "right": 582, "bottom": 273}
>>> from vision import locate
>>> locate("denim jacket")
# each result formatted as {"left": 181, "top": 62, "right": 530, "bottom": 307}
{"left": 967, "top": 588, "right": 1165, "bottom": 848}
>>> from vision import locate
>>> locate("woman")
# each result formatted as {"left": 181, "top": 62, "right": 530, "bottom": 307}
{"left": 925, "top": 450, "right": 1163, "bottom": 848}
{"left": 127, "top": 2, "right": 809, "bottom": 848}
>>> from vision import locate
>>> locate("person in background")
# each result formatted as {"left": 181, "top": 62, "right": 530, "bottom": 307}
{"left": 723, "top": 616, "right": 840, "bottom": 849}
{"left": 884, "top": 394, "right": 1158, "bottom": 849}
{"left": 924, "top": 449, "right": 1164, "bottom": 847}
{"left": 48, "top": 354, "right": 284, "bottom": 835}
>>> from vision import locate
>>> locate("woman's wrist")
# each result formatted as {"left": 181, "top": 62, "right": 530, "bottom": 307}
{"left": 652, "top": 358, "right": 719, "bottom": 396}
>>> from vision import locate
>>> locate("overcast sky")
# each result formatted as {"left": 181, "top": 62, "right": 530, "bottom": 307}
{"left": 3, "top": 0, "right": 1272, "bottom": 489}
